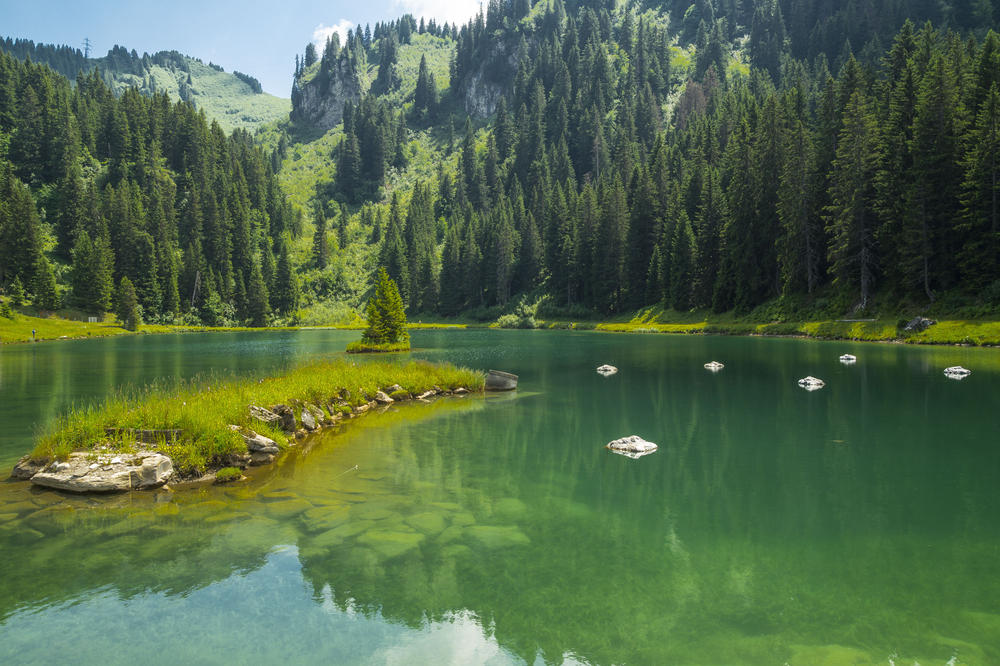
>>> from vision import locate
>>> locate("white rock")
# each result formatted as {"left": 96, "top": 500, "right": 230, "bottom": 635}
{"left": 31, "top": 451, "right": 172, "bottom": 493}
{"left": 606, "top": 435, "right": 658, "bottom": 459}
{"left": 374, "top": 390, "right": 394, "bottom": 405}
{"left": 944, "top": 366, "right": 971, "bottom": 379}
{"left": 839, "top": 354, "right": 857, "bottom": 364}
{"left": 596, "top": 364, "right": 618, "bottom": 376}
{"left": 704, "top": 361, "right": 725, "bottom": 371}
{"left": 797, "top": 376, "right": 826, "bottom": 391}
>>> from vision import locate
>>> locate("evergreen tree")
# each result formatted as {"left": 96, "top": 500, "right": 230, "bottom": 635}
{"left": 312, "top": 202, "right": 329, "bottom": 269}
{"left": 31, "top": 255, "right": 59, "bottom": 310}
{"left": 115, "top": 275, "right": 141, "bottom": 330}
{"left": 362, "top": 267, "right": 409, "bottom": 345}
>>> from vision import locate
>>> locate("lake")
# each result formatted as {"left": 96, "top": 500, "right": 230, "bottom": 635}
{"left": 0, "top": 330, "right": 997, "bottom": 664}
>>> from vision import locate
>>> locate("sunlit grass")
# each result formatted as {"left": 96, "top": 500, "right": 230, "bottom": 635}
{"left": 31, "top": 359, "right": 484, "bottom": 472}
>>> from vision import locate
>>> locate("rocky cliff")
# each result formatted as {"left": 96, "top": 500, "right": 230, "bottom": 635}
{"left": 291, "top": 59, "right": 364, "bottom": 132}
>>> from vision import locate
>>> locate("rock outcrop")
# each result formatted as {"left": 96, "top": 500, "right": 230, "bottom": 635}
{"left": 290, "top": 61, "right": 363, "bottom": 132}
{"left": 30, "top": 451, "right": 173, "bottom": 493}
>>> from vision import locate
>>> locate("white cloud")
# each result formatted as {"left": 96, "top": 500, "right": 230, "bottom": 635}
{"left": 393, "top": 0, "right": 482, "bottom": 26}
{"left": 313, "top": 19, "right": 354, "bottom": 49}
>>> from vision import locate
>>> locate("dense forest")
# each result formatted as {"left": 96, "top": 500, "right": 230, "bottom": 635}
{"left": 0, "top": 50, "right": 300, "bottom": 326}
{"left": 3, "top": 0, "right": 1000, "bottom": 327}
{"left": 294, "top": 0, "right": 1000, "bottom": 319}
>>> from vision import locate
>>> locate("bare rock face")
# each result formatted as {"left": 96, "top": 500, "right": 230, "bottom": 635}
{"left": 290, "top": 60, "right": 363, "bottom": 132}
{"left": 30, "top": 452, "right": 173, "bottom": 493}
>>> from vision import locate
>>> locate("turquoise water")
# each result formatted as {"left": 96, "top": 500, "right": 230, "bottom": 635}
{"left": 0, "top": 330, "right": 998, "bottom": 664}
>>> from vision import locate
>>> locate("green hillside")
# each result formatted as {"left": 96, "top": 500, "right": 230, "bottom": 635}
{"left": 0, "top": 38, "right": 289, "bottom": 133}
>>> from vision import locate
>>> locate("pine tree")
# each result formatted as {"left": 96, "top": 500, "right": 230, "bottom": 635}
{"left": 825, "top": 91, "right": 879, "bottom": 309}
{"left": 312, "top": 202, "right": 329, "bottom": 269}
{"left": 115, "top": 275, "right": 141, "bottom": 330}
{"left": 362, "top": 267, "right": 409, "bottom": 346}
{"left": 31, "top": 255, "right": 59, "bottom": 310}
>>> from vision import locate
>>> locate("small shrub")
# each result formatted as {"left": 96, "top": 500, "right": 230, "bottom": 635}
{"left": 215, "top": 467, "right": 243, "bottom": 483}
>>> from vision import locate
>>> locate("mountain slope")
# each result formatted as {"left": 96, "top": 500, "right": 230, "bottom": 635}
{"left": 0, "top": 38, "right": 289, "bottom": 132}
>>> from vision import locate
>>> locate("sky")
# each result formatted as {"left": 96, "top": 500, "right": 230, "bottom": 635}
{"left": 1, "top": 0, "right": 482, "bottom": 97}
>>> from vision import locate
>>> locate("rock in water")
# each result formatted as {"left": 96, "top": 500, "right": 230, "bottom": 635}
{"left": 704, "top": 361, "right": 725, "bottom": 371}
{"left": 30, "top": 452, "right": 173, "bottom": 493}
{"left": 10, "top": 455, "right": 49, "bottom": 480}
{"left": 596, "top": 364, "right": 618, "bottom": 376}
{"left": 606, "top": 435, "right": 658, "bottom": 459}
{"left": 374, "top": 391, "right": 394, "bottom": 405}
{"left": 944, "top": 366, "right": 972, "bottom": 379}
{"left": 839, "top": 354, "right": 857, "bottom": 364}
{"left": 798, "top": 376, "right": 826, "bottom": 391}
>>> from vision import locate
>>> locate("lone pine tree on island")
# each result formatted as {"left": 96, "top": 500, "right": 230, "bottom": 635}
{"left": 350, "top": 267, "right": 409, "bottom": 352}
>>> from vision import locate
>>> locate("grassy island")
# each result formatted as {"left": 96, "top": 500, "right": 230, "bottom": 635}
{"left": 30, "top": 359, "right": 483, "bottom": 475}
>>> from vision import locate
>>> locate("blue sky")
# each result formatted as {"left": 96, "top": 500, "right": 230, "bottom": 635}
{"left": 1, "top": 0, "right": 481, "bottom": 97}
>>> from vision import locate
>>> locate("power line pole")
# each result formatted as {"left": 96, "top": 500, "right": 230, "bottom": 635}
{"left": 83, "top": 37, "right": 91, "bottom": 58}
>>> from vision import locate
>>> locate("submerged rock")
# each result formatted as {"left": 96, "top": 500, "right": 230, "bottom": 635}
{"left": 596, "top": 364, "right": 618, "bottom": 376}
{"left": 465, "top": 525, "right": 530, "bottom": 549}
{"left": 798, "top": 376, "right": 826, "bottom": 391}
{"left": 30, "top": 451, "right": 173, "bottom": 493}
{"left": 606, "top": 435, "right": 658, "bottom": 459}
{"left": 944, "top": 366, "right": 972, "bottom": 379}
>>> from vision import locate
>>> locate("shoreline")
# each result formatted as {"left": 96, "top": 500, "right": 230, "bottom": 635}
{"left": 11, "top": 359, "right": 485, "bottom": 494}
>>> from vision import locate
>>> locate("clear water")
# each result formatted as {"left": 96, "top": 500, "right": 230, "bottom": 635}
{"left": 0, "top": 330, "right": 998, "bottom": 665}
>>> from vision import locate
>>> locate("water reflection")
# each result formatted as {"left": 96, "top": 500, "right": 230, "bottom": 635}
{"left": 0, "top": 331, "right": 998, "bottom": 664}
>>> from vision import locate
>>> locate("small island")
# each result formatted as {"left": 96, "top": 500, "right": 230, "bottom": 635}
{"left": 347, "top": 267, "right": 411, "bottom": 353}
{"left": 12, "top": 359, "right": 483, "bottom": 492}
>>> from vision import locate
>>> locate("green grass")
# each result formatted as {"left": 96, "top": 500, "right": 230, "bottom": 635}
{"left": 0, "top": 310, "right": 301, "bottom": 344}
{"left": 346, "top": 340, "right": 411, "bottom": 353}
{"left": 214, "top": 467, "right": 243, "bottom": 483}
{"left": 31, "top": 359, "right": 484, "bottom": 472}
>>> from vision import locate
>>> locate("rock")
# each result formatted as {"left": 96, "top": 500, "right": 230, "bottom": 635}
{"left": 30, "top": 451, "right": 172, "bottom": 493}
{"left": 606, "top": 435, "right": 658, "bottom": 459}
{"left": 249, "top": 405, "right": 281, "bottom": 426}
{"left": 415, "top": 390, "right": 436, "bottom": 400}
{"left": 249, "top": 452, "right": 276, "bottom": 466}
{"left": 596, "top": 364, "right": 618, "bottom": 376}
{"left": 11, "top": 455, "right": 49, "bottom": 480}
{"left": 839, "top": 354, "right": 857, "bottom": 364}
{"left": 384, "top": 384, "right": 404, "bottom": 394}
{"left": 904, "top": 316, "right": 937, "bottom": 332}
{"left": 301, "top": 408, "right": 317, "bottom": 431}
{"left": 797, "top": 376, "right": 826, "bottom": 391}
{"left": 374, "top": 390, "right": 394, "bottom": 405}
{"left": 704, "top": 361, "right": 725, "bottom": 371}
{"left": 305, "top": 403, "right": 328, "bottom": 424}
{"left": 291, "top": 58, "right": 363, "bottom": 132}
{"left": 944, "top": 366, "right": 972, "bottom": 379}
{"left": 230, "top": 426, "right": 279, "bottom": 453}
{"left": 270, "top": 404, "right": 296, "bottom": 432}
{"left": 354, "top": 403, "right": 371, "bottom": 414}
{"left": 453, "top": 387, "right": 470, "bottom": 395}
{"left": 465, "top": 525, "right": 530, "bottom": 549}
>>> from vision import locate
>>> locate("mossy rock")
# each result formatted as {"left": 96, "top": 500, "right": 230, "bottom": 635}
{"left": 785, "top": 644, "right": 874, "bottom": 666}
{"left": 450, "top": 512, "right": 476, "bottom": 527}
{"left": 262, "top": 498, "right": 314, "bottom": 519}
{"left": 153, "top": 502, "right": 180, "bottom": 517}
{"left": 355, "top": 529, "right": 425, "bottom": 560}
{"left": 300, "top": 505, "right": 351, "bottom": 533}
{"left": 390, "top": 389, "right": 410, "bottom": 401}
{"left": 405, "top": 511, "right": 447, "bottom": 535}
{"left": 436, "top": 525, "right": 464, "bottom": 545}
{"left": 205, "top": 511, "right": 252, "bottom": 524}
{"left": 324, "top": 518, "right": 377, "bottom": 541}
{"left": 465, "top": 525, "right": 530, "bottom": 549}
{"left": 214, "top": 467, "right": 243, "bottom": 483}
{"left": 350, "top": 504, "right": 397, "bottom": 521}
{"left": 441, "top": 543, "right": 473, "bottom": 560}
{"left": 492, "top": 497, "right": 528, "bottom": 521}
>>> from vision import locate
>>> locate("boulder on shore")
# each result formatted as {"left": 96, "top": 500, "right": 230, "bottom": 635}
{"left": 11, "top": 456, "right": 49, "bottom": 480}
{"left": 374, "top": 390, "right": 394, "bottom": 405}
{"left": 606, "top": 435, "right": 658, "bottom": 459}
{"left": 250, "top": 405, "right": 281, "bottom": 426}
{"left": 30, "top": 451, "right": 173, "bottom": 493}
{"left": 269, "top": 404, "right": 296, "bottom": 432}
